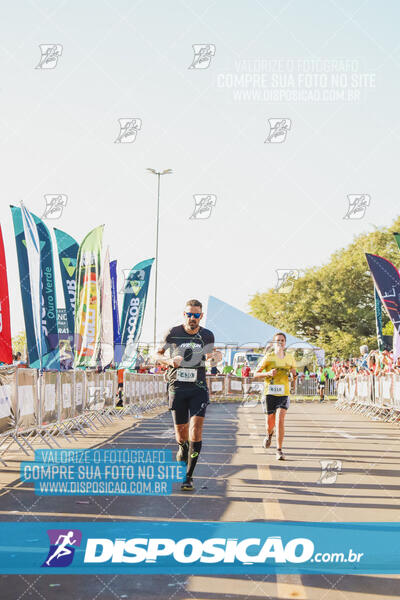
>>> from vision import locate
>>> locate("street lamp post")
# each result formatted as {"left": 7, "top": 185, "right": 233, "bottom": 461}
{"left": 147, "top": 168, "right": 173, "bottom": 350}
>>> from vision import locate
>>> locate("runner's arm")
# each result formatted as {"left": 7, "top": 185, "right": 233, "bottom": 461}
{"left": 152, "top": 329, "right": 183, "bottom": 368}
{"left": 153, "top": 347, "right": 183, "bottom": 368}
{"left": 204, "top": 333, "right": 220, "bottom": 362}
{"left": 205, "top": 350, "right": 222, "bottom": 362}
{"left": 254, "top": 358, "right": 275, "bottom": 378}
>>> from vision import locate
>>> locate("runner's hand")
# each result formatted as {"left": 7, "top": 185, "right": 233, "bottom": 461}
{"left": 268, "top": 369, "right": 277, "bottom": 377}
{"left": 207, "top": 350, "right": 222, "bottom": 362}
{"left": 170, "top": 356, "right": 184, "bottom": 368}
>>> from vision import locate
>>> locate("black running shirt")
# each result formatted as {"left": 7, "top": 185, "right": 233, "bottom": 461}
{"left": 161, "top": 325, "right": 215, "bottom": 389}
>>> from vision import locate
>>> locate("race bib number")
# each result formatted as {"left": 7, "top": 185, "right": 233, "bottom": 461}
{"left": 268, "top": 384, "right": 284, "bottom": 395}
{"left": 176, "top": 368, "right": 197, "bottom": 382}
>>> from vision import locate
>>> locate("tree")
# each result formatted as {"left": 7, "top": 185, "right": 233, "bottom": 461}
{"left": 249, "top": 217, "right": 400, "bottom": 358}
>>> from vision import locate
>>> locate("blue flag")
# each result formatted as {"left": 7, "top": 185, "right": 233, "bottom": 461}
{"left": 32, "top": 212, "right": 60, "bottom": 369}
{"left": 366, "top": 253, "right": 400, "bottom": 336}
{"left": 119, "top": 258, "right": 154, "bottom": 367}
{"left": 110, "top": 260, "right": 122, "bottom": 363}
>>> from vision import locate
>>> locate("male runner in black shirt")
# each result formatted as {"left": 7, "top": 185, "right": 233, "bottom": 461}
{"left": 154, "top": 299, "right": 220, "bottom": 491}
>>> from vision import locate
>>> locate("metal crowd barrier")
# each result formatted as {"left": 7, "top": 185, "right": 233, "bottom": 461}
{"left": 336, "top": 373, "right": 400, "bottom": 423}
{"left": 0, "top": 369, "right": 168, "bottom": 467}
{"left": 206, "top": 374, "right": 336, "bottom": 402}
{"left": 122, "top": 372, "right": 167, "bottom": 418}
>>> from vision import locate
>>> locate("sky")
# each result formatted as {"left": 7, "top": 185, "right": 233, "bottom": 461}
{"left": 1, "top": 0, "right": 400, "bottom": 347}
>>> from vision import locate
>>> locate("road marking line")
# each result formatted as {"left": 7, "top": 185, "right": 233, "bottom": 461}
{"left": 325, "top": 429, "right": 354, "bottom": 438}
{"left": 246, "top": 412, "right": 307, "bottom": 599}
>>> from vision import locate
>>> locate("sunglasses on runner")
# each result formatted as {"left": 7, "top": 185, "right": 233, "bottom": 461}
{"left": 185, "top": 312, "right": 201, "bottom": 318}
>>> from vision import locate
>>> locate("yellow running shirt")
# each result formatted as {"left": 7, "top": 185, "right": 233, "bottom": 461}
{"left": 258, "top": 352, "right": 296, "bottom": 396}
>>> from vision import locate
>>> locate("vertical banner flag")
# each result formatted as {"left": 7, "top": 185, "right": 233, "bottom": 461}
{"left": 109, "top": 260, "right": 122, "bottom": 363}
{"left": 31, "top": 212, "right": 60, "bottom": 369}
{"left": 393, "top": 326, "right": 400, "bottom": 363}
{"left": 100, "top": 247, "right": 114, "bottom": 368}
{"left": 374, "top": 287, "right": 384, "bottom": 352}
{"left": 21, "top": 203, "right": 43, "bottom": 368}
{"left": 54, "top": 228, "right": 79, "bottom": 339}
{"left": 119, "top": 258, "right": 154, "bottom": 367}
{"left": 74, "top": 225, "right": 104, "bottom": 368}
{"left": 11, "top": 205, "right": 40, "bottom": 367}
{"left": 0, "top": 225, "right": 12, "bottom": 364}
{"left": 365, "top": 253, "right": 400, "bottom": 336}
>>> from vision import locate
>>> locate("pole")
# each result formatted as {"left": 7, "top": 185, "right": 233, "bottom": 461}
{"left": 154, "top": 173, "right": 161, "bottom": 350}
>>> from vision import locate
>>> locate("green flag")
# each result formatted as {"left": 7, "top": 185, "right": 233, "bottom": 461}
{"left": 74, "top": 225, "right": 104, "bottom": 368}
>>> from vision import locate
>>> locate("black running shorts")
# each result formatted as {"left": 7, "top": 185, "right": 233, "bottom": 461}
{"left": 168, "top": 386, "right": 209, "bottom": 424}
{"left": 262, "top": 394, "right": 290, "bottom": 415}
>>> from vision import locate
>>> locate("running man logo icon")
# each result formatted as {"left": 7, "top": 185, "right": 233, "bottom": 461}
{"left": 188, "top": 44, "right": 216, "bottom": 69}
{"left": 35, "top": 44, "right": 63, "bottom": 69}
{"left": 114, "top": 118, "right": 142, "bottom": 143}
{"left": 189, "top": 195, "right": 217, "bottom": 220}
{"left": 317, "top": 460, "right": 342, "bottom": 485}
{"left": 42, "top": 194, "right": 68, "bottom": 219}
{"left": 265, "top": 119, "right": 292, "bottom": 143}
{"left": 275, "top": 269, "right": 300, "bottom": 294}
{"left": 120, "top": 269, "right": 146, "bottom": 294}
{"left": 42, "top": 529, "right": 82, "bottom": 567}
{"left": 343, "top": 194, "right": 370, "bottom": 220}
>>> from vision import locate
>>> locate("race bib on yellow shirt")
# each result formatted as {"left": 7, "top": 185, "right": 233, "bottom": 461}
{"left": 267, "top": 384, "right": 285, "bottom": 395}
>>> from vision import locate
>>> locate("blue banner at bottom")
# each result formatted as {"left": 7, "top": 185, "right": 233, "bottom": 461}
{"left": 0, "top": 521, "right": 399, "bottom": 574}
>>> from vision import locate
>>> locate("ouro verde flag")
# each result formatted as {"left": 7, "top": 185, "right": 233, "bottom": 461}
{"left": 74, "top": 225, "right": 104, "bottom": 368}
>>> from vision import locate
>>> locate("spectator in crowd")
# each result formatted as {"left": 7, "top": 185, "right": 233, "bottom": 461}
{"left": 241, "top": 362, "right": 251, "bottom": 378}
{"left": 317, "top": 367, "right": 326, "bottom": 402}
{"left": 209, "top": 354, "right": 220, "bottom": 375}
{"left": 222, "top": 362, "right": 234, "bottom": 375}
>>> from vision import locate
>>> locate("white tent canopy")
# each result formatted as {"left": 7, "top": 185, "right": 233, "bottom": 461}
{"left": 205, "top": 295, "right": 318, "bottom": 350}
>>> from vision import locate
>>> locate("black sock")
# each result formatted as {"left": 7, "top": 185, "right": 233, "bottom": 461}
{"left": 186, "top": 441, "right": 202, "bottom": 478}
{"left": 177, "top": 441, "right": 189, "bottom": 457}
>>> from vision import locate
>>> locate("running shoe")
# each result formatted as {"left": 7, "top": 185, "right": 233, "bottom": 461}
{"left": 276, "top": 449, "right": 285, "bottom": 460}
{"left": 176, "top": 442, "right": 189, "bottom": 464}
{"left": 262, "top": 431, "right": 274, "bottom": 449}
{"left": 181, "top": 477, "right": 194, "bottom": 491}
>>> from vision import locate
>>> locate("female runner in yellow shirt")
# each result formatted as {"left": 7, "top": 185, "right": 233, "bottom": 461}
{"left": 254, "top": 332, "right": 297, "bottom": 460}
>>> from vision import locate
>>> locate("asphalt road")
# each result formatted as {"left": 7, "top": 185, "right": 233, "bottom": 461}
{"left": 0, "top": 399, "right": 399, "bottom": 599}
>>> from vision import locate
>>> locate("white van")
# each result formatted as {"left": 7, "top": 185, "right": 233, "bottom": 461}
{"left": 232, "top": 352, "right": 263, "bottom": 373}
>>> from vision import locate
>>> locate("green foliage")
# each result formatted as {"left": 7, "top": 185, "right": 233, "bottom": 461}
{"left": 249, "top": 217, "right": 400, "bottom": 358}
{"left": 382, "top": 320, "right": 394, "bottom": 335}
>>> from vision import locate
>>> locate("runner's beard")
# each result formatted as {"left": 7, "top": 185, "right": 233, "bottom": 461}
{"left": 189, "top": 321, "right": 197, "bottom": 329}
